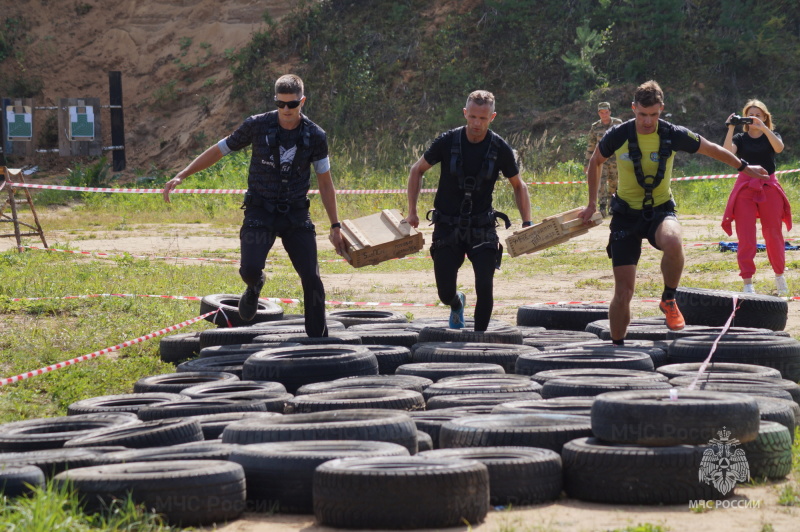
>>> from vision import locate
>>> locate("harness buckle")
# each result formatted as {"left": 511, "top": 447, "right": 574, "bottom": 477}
{"left": 275, "top": 203, "right": 290, "bottom": 214}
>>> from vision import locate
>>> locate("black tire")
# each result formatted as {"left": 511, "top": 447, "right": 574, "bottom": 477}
{"left": 417, "top": 430, "right": 434, "bottom": 452}
{"left": 198, "top": 342, "right": 301, "bottom": 358}
{"left": 417, "top": 326, "right": 523, "bottom": 345}
{"left": 406, "top": 317, "right": 509, "bottom": 333}
{"left": 177, "top": 353, "right": 250, "bottom": 378}
{"left": 591, "top": 390, "right": 760, "bottom": 445}
{"left": 229, "top": 440, "right": 409, "bottom": 514}
{"left": 295, "top": 374, "right": 432, "bottom": 395}
{"left": 530, "top": 368, "right": 667, "bottom": 386}
{"left": 521, "top": 330, "right": 600, "bottom": 350}
{"left": 180, "top": 380, "right": 287, "bottom": 399}
{"left": 200, "top": 326, "right": 299, "bottom": 348}
{"left": 242, "top": 346, "right": 378, "bottom": 393}
{"left": 63, "top": 418, "right": 205, "bottom": 449}
{"left": 412, "top": 342, "right": 538, "bottom": 373}
{"left": 313, "top": 456, "right": 489, "bottom": 529}
{"left": 669, "top": 375, "right": 800, "bottom": 403}
{"left": 666, "top": 325, "right": 775, "bottom": 339}
{"left": 562, "top": 437, "right": 726, "bottom": 504}
{"left": 585, "top": 318, "right": 671, "bottom": 339}
{"left": 419, "top": 446, "right": 563, "bottom": 505}
{"left": 492, "top": 397, "right": 594, "bottom": 416}
{"left": 284, "top": 389, "right": 426, "bottom": 414}
{"left": 137, "top": 398, "right": 269, "bottom": 421}
{"left": 249, "top": 318, "right": 346, "bottom": 331}
{"left": 439, "top": 413, "right": 592, "bottom": 453}
{"left": 221, "top": 409, "right": 419, "bottom": 454}
{"left": 348, "top": 322, "right": 411, "bottom": 331}
{"left": 67, "top": 393, "right": 188, "bottom": 416}
{"left": 0, "top": 413, "right": 140, "bottom": 452}
{"left": 176, "top": 393, "right": 288, "bottom": 414}
{"left": 352, "top": 329, "right": 419, "bottom": 347}
{"left": 254, "top": 331, "right": 363, "bottom": 345}
{"left": 752, "top": 397, "right": 796, "bottom": 442}
{"left": 326, "top": 310, "right": 408, "bottom": 328}
{"left": 545, "top": 344, "right": 669, "bottom": 368}
{"left": 676, "top": 286, "right": 788, "bottom": 330}
{"left": 426, "top": 391, "right": 543, "bottom": 410}
{"left": 396, "top": 362, "right": 505, "bottom": 381}
{"left": 516, "top": 303, "right": 609, "bottom": 331}
{"left": 742, "top": 421, "right": 793, "bottom": 479}
{"left": 515, "top": 350, "right": 654, "bottom": 375}
{"left": 363, "top": 345, "right": 412, "bottom": 374}
{"left": 0, "top": 465, "right": 45, "bottom": 498}
{"left": 422, "top": 374, "right": 542, "bottom": 401}
{"left": 0, "top": 448, "right": 98, "bottom": 478}
{"left": 657, "top": 362, "right": 783, "bottom": 380}
{"left": 159, "top": 332, "right": 202, "bottom": 363}
{"left": 187, "top": 412, "right": 282, "bottom": 440}
{"left": 91, "top": 441, "right": 240, "bottom": 465}
{"left": 409, "top": 411, "right": 475, "bottom": 448}
{"left": 54, "top": 460, "right": 246, "bottom": 526}
{"left": 133, "top": 372, "right": 239, "bottom": 394}
{"left": 667, "top": 335, "right": 800, "bottom": 382}
{"left": 541, "top": 377, "right": 671, "bottom": 398}
{"left": 200, "top": 293, "right": 284, "bottom": 328}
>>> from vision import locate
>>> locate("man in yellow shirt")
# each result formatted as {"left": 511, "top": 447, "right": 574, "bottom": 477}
{"left": 579, "top": 80, "right": 768, "bottom": 343}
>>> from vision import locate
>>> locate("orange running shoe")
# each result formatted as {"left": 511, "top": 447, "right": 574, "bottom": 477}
{"left": 659, "top": 299, "right": 685, "bottom": 331}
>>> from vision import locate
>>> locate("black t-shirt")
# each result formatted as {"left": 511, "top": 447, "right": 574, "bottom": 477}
{"left": 224, "top": 111, "right": 328, "bottom": 201}
{"left": 733, "top": 131, "right": 781, "bottom": 175}
{"left": 423, "top": 127, "right": 519, "bottom": 216}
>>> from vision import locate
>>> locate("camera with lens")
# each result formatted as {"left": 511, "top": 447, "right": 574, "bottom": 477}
{"left": 728, "top": 115, "right": 754, "bottom": 126}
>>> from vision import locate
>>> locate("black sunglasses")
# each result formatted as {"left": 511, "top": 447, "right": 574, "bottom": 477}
{"left": 274, "top": 98, "right": 303, "bottom": 109}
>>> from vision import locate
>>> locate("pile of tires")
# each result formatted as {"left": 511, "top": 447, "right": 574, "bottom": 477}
{"left": 6, "top": 301, "right": 793, "bottom": 527}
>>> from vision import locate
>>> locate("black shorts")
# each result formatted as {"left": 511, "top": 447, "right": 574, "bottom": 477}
{"left": 607, "top": 207, "right": 678, "bottom": 267}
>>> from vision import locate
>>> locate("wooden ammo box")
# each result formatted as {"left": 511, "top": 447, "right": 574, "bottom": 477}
{"left": 505, "top": 207, "right": 603, "bottom": 257}
{"left": 337, "top": 209, "right": 425, "bottom": 268}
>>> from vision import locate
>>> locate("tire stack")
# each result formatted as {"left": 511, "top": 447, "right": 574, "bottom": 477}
{"left": 6, "top": 298, "right": 794, "bottom": 527}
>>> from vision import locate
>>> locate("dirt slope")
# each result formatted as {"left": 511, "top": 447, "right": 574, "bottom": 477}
{"left": 2, "top": 0, "right": 297, "bottom": 173}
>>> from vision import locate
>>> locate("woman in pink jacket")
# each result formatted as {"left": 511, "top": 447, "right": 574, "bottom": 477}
{"left": 722, "top": 99, "right": 791, "bottom": 296}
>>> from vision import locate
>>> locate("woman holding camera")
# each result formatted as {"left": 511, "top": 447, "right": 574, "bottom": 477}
{"left": 722, "top": 99, "right": 791, "bottom": 295}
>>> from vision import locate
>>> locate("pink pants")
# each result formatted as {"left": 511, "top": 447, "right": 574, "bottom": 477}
{"left": 733, "top": 183, "right": 785, "bottom": 279}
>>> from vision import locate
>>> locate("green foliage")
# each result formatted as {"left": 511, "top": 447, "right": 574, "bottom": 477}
{"left": 0, "top": 480, "right": 173, "bottom": 531}
{"left": 74, "top": 2, "right": 93, "bottom": 16}
{"left": 66, "top": 157, "right": 116, "bottom": 188}
{"left": 777, "top": 482, "right": 800, "bottom": 506}
{"left": 561, "top": 23, "right": 612, "bottom": 100}
{"left": 0, "top": 16, "right": 30, "bottom": 63}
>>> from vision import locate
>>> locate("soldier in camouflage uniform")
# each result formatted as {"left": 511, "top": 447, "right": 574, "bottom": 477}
{"left": 584, "top": 102, "right": 623, "bottom": 216}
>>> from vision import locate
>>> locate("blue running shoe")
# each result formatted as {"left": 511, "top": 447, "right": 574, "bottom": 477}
{"left": 449, "top": 291, "right": 466, "bottom": 329}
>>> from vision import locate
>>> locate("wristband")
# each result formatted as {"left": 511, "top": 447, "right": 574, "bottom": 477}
{"left": 737, "top": 159, "right": 748, "bottom": 172}
{"left": 522, "top": 221, "right": 533, "bottom": 227}
{"left": 330, "top": 222, "right": 341, "bottom": 229}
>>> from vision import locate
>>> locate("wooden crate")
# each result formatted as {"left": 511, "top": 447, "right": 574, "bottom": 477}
{"left": 336, "top": 209, "right": 425, "bottom": 268}
{"left": 505, "top": 207, "right": 603, "bottom": 257}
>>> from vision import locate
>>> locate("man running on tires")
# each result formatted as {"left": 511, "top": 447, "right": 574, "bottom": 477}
{"left": 406, "top": 90, "right": 532, "bottom": 332}
{"left": 579, "top": 80, "right": 768, "bottom": 343}
{"left": 163, "top": 74, "right": 347, "bottom": 336}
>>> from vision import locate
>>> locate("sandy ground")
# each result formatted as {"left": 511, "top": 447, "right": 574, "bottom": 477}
{"left": 3, "top": 213, "right": 800, "bottom": 531}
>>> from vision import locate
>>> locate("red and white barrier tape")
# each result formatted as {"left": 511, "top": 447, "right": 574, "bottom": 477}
{"left": 8, "top": 169, "right": 798, "bottom": 195}
{"left": 0, "top": 310, "right": 218, "bottom": 386}
{"left": 686, "top": 295, "right": 738, "bottom": 391}
{"left": 10, "top": 293, "right": 203, "bottom": 302}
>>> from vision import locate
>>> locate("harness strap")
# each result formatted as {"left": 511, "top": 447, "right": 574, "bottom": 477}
{"left": 627, "top": 119, "right": 672, "bottom": 221}
{"left": 449, "top": 127, "right": 501, "bottom": 226}
{"left": 268, "top": 114, "right": 312, "bottom": 204}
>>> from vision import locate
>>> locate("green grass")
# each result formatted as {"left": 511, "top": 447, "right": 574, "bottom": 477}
{"left": 0, "top": 481, "right": 174, "bottom": 531}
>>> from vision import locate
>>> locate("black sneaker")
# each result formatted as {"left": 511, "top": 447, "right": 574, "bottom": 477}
{"left": 238, "top": 273, "right": 265, "bottom": 322}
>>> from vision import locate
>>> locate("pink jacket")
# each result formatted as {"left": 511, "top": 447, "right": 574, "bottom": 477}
{"left": 721, "top": 173, "right": 792, "bottom": 236}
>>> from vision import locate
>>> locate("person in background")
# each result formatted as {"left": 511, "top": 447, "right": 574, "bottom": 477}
{"left": 722, "top": 99, "right": 791, "bottom": 296}
{"left": 163, "top": 74, "right": 347, "bottom": 334}
{"left": 584, "top": 102, "right": 623, "bottom": 217}
{"left": 406, "top": 90, "right": 531, "bottom": 331}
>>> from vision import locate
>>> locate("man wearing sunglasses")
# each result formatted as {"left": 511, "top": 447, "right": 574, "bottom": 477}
{"left": 406, "top": 90, "right": 531, "bottom": 331}
{"left": 164, "top": 74, "right": 347, "bottom": 337}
